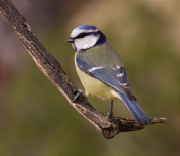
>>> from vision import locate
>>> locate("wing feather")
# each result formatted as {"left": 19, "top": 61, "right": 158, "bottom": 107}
{"left": 77, "top": 53, "right": 136, "bottom": 101}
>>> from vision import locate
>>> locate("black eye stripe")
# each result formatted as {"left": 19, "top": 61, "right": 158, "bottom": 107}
{"left": 75, "top": 33, "right": 90, "bottom": 39}
{"left": 75, "top": 31, "right": 101, "bottom": 39}
{"left": 76, "top": 33, "right": 87, "bottom": 39}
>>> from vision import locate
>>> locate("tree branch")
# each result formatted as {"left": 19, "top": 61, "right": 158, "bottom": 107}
{"left": 0, "top": 0, "right": 167, "bottom": 139}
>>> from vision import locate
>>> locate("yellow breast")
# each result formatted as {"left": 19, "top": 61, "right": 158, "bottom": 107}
{"left": 74, "top": 51, "right": 119, "bottom": 101}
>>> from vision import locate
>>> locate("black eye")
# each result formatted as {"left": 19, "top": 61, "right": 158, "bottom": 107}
{"left": 76, "top": 33, "right": 87, "bottom": 39}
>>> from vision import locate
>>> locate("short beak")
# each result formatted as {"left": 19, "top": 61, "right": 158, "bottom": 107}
{"left": 66, "top": 37, "right": 74, "bottom": 43}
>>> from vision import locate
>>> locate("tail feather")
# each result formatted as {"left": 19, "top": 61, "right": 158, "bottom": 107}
{"left": 118, "top": 92, "right": 151, "bottom": 125}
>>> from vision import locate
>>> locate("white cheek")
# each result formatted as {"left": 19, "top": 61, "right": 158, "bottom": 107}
{"left": 74, "top": 35, "right": 99, "bottom": 51}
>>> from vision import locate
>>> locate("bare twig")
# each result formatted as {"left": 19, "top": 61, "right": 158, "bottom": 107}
{"left": 0, "top": 0, "right": 167, "bottom": 139}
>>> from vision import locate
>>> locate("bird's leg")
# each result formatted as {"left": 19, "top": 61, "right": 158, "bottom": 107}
{"left": 107, "top": 100, "right": 113, "bottom": 118}
{"left": 73, "top": 89, "right": 85, "bottom": 102}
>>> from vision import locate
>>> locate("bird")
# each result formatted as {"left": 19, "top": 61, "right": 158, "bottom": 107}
{"left": 66, "top": 25, "right": 151, "bottom": 125}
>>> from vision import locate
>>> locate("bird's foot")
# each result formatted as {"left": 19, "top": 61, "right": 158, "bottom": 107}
{"left": 107, "top": 111, "right": 113, "bottom": 119}
{"left": 73, "top": 89, "right": 85, "bottom": 102}
{"left": 107, "top": 100, "right": 114, "bottom": 119}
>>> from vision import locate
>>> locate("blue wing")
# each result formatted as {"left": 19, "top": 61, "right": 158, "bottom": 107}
{"left": 77, "top": 53, "right": 136, "bottom": 101}
{"left": 77, "top": 52, "right": 151, "bottom": 124}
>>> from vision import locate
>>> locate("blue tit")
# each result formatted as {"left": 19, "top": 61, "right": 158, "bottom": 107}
{"left": 66, "top": 25, "right": 151, "bottom": 125}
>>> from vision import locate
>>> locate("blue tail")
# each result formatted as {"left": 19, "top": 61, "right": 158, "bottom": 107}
{"left": 118, "top": 92, "right": 151, "bottom": 125}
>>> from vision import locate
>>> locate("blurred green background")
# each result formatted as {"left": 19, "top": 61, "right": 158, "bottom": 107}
{"left": 1, "top": 0, "right": 179, "bottom": 155}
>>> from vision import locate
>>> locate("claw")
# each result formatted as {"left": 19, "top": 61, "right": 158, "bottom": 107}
{"left": 73, "top": 89, "right": 85, "bottom": 102}
{"left": 73, "top": 92, "right": 81, "bottom": 102}
{"left": 107, "top": 111, "right": 113, "bottom": 119}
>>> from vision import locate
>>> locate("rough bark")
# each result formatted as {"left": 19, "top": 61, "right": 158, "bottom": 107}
{"left": 0, "top": 0, "right": 167, "bottom": 139}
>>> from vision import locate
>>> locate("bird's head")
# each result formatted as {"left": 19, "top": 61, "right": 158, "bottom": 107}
{"left": 66, "top": 25, "right": 107, "bottom": 52}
